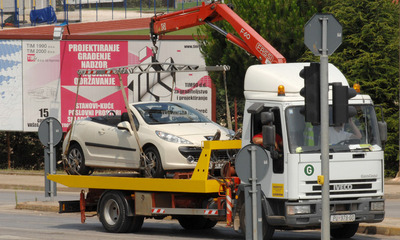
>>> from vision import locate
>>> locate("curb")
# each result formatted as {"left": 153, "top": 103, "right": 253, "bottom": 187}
{"left": 358, "top": 224, "right": 400, "bottom": 237}
{"left": 0, "top": 184, "right": 84, "bottom": 193}
{"left": 16, "top": 201, "right": 59, "bottom": 212}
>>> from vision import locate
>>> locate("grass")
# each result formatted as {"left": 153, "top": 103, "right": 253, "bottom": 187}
{"left": 81, "top": 1, "right": 203, "bottom": 12}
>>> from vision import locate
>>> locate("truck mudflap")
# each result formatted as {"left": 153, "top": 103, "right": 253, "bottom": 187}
{"left": 267, "top": 198, "right": 384, "bottom": 228}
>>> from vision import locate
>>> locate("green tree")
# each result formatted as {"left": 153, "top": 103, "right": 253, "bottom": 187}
{"left": 301, "top": 0, "right": 399, "bottom": 176}
{"left": 197, "top": 0, "right": 320, "bottom": 128}
{"left": 0, "top": 132, "right": 44, "bottom": 170}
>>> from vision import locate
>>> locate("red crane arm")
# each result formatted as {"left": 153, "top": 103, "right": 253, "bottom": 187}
{"left": 150, "top": 2, "right": 286, "bottom": 64}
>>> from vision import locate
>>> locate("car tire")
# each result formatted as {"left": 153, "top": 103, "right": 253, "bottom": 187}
{"left": 144, "top": 146, "right": 165, "bottom": 178}
{"left": 66, "top": 144, "right": 92, "bottom": 175}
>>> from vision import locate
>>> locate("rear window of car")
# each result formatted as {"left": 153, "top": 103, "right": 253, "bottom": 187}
{"left": 134, "top": 102, "right": 210, "bottom": 124}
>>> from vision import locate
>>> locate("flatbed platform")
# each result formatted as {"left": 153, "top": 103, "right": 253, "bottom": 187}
{"left": 48, "top": 140, "right": 241, "bottom": 193}
{"left": 47, "top": 174, "right": 223, "bottom": 193}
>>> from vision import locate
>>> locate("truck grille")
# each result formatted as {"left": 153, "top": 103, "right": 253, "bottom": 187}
{"left": 305, "top": 178, "right": 378, "bottom": 196}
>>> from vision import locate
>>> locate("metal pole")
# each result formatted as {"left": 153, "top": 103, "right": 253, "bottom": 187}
{"left": 250, "top": 145, "right": 258, "bottom": 240}
{"left": 320, "top": 16, "right": 330, "bottom": 240}
{"left": 49, "top": 118, "right": 55, "bottom": 201}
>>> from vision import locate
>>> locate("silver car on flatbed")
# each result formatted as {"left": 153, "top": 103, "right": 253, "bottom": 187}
{"left": 63, "top": 101, "right": 234, "bottom": 177}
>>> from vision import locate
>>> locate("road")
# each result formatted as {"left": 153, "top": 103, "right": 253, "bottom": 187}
{"left": 0, "top": 190, "right": 398, "bottom": 240}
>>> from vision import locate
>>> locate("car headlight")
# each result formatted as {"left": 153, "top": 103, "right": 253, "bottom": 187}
{"left": 156, "top": 131, "right": 193, "bottom": 144}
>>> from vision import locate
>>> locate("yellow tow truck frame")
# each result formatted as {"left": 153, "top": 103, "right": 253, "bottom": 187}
{"left": 48, "top": 140, "right": 242, "bottom": 232}
{"left": 48, "top": 140, "right": 241, "bottom": 193}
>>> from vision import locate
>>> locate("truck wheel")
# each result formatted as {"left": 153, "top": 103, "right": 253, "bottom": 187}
{"left": 99, "top": 191, "right": 142, "bottom": 233}
{"left": 177, "top": 215, "right": 207, "bottom": 230}
{"left": 128, "top": 215, "right": 144, "bottom": 233}
{"left": 144, "top": 146, "right": 165, "bottom": 178}
{"left": 239, "top": 206, "right": 275, "bottom": 240}
{"left": 204, "top": 219, "right": 218, "bottom": 229}
{"left": 66, "top": 144, "right": 92, "bottom": 175}
{"left": 331, "top": 223, "right": 359, "bottom": 239}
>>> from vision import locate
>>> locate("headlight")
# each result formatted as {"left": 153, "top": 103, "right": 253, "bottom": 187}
{"left": 370, "top": 201, "right": 384, "bottom": 211}
{"left": 156, "top": 131, "right": 193, "bottom": 144}
{"left": 287, "top": 205, "right": 311, "bottom": 215}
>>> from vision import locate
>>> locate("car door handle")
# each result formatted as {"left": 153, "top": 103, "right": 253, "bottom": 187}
{"left": 98, "top": 130, "right": 105, "bottom": 135}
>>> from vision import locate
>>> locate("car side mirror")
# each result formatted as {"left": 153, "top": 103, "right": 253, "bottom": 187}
{"left": 117, "top": 121, "right": 133, "bottom": 134}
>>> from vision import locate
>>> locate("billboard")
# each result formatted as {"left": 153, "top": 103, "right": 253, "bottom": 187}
{"left": 22, "top": 40, "right": 61, "bottom": 131}
{"left": 127, "top": 40, "right": 212, "bottom": 116}
{"left": 60, "top": 41, "right": 129, "bottom": 130}
{"left": 0, "top": 39, "right": 213, "bottom": 132}
{"left": 0, "top": 40, "right": 23, "bottom": 131}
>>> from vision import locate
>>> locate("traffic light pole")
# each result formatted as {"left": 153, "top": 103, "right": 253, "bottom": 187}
{"left": 305, "top": 13, "right": 342, "bottom": 240}
{"left": 320, "top": 16, "right": 330, "bottom": 240}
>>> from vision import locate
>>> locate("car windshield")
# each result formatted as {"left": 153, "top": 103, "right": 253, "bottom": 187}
{"left": 134, "top": 102, "right": 210, "bottom": 124}
{"left": 285, "top": 105, "right": 382, "bottom": 153}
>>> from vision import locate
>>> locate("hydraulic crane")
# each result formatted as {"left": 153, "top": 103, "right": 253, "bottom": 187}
{"left": 150, "top": 1, "right": 286, "bottom": 64}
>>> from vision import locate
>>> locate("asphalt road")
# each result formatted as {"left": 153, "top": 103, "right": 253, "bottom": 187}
{"left": 0, "top": 190, "right": 399, "bottom": 240}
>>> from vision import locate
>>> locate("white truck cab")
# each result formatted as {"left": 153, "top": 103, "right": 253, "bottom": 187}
{"left": 241, "top": 63, "right": 386, "bottom": 237}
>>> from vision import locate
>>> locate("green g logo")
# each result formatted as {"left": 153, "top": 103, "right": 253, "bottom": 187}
{"left": 304, "top": 164, "right": 314, "bottom": 176}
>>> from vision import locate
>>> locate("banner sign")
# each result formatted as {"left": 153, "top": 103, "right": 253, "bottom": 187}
{"left": 60, "top": 41, "right": 129, "bottom": 130}
{"left": 127, "top": 40, "right": 212, "bottom": 118}
{"left": 22, "top": 40, "right": 61, "bottom": 131}
{"left": 0, "top": 39, "right": 213, "bottom": 132}
{"left": 0, "top": 40, "right": 23, "bottom": 131}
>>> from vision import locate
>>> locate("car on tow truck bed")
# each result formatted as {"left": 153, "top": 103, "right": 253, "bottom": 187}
{"left": 63, "top": 101, "right": 233, "bottom": 177}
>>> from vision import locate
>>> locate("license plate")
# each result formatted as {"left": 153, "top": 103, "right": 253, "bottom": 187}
{"left": 330, "top": 214, "right": 355, "bottom": 223}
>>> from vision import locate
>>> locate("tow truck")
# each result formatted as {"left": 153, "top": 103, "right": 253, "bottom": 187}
{"left": 48, "top": 1, "right": 386, "bottom": 239}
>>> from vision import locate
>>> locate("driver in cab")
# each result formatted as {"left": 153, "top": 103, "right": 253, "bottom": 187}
{"left": 329, "top": 118, "right": 362, "bottom": 145}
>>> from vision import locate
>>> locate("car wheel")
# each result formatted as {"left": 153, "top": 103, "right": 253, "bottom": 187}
{"left": 99, "top": 191, "right": 143, "bottom": 233}
{"left": 66, "top": 144, "right": 92, "bottom": 175}
{"left": 144, "top": 146, "right": 165, "bottom": 178}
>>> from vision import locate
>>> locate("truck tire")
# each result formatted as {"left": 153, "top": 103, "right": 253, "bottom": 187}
{"left": 99, "top": 191, "right": 143, "bottom": 233}
{"left": 330, "top": 223, "right": 359, "bottom": 239}
{"left": 204, "top": 219, "right": 218, "bottom": 229}
{"left": 177, "top": 215, "right": 208, "bottom": 230}
{"left": 144, "top": 146, "right": 165, "bottom": 178}
{"left": 66, "top": 144, "right": 92, "bottom": 175}
{"left": 239, "top": 206, "right": 275, "bottom": 240}
{"left": 128, "top": 215, "right": 144, "bottom": 233}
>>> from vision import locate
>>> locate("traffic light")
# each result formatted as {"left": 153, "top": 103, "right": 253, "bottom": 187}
{"left": 332, "top": 83, "right": 357, "bottom": 126}
{"left": 299, "top": 63, "right": 321, "bottom": 125}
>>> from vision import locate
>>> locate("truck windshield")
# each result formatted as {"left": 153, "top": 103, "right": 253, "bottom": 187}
{"left": 285, "top": 105, "right": 382, "bottom": 153}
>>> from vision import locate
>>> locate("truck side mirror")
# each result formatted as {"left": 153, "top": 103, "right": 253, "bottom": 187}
{"left": 261, "top": 112, "right": 274, "bottom": 125}
{"left": 262, "top": 125, "right": 275, "bottom": 148}
{"left": 247, "top": 102, "right": 264, "bottom": 114}
{"left": 378, "top": 121, "right": 387, "bottom": 143}
{"left": 348, "top": 106, "right": 357, "bottom": 118}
